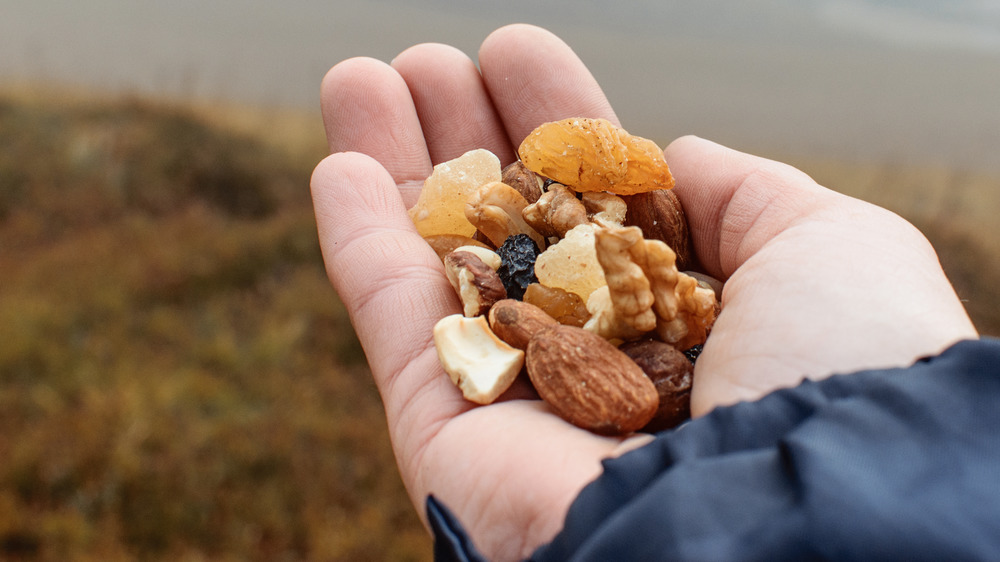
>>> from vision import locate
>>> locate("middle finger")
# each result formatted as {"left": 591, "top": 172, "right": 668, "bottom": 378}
{"left": 479, "top": 24, "right": 620, "bottom": 147}
{"left": 392, "top": 42, "right": 515, "bottom": 165}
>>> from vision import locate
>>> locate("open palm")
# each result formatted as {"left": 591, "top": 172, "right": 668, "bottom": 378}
{"left": 311, "top": 24, "right": 976, "bottom": 561}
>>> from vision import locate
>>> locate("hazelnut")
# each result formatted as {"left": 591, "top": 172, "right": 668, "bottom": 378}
{"left": 620, "top": 339, "right": 693, "bottom": 431}
{"left": 502, "top": 160, "right": 543, "bottom": 204}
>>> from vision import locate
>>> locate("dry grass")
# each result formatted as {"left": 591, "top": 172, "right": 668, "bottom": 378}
{"left": 1, "top": 86, "right": 997, "bottom": 561}
{"left": 0, "top": 89, "right": 430, "bottom": 561}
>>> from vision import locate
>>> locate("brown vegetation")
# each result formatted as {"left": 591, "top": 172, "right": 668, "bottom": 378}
{"left": 0, "top": 88, "right": 996, "bottom": 560}
{"left": 0, "top": 90, "right": 430, "bottom": 561}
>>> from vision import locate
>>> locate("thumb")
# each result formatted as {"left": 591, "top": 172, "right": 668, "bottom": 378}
{"left": 663, "top": 135, "right": 836, "bottom": 280}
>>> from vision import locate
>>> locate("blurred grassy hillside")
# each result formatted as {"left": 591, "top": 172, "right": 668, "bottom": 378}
{"left": 1, "top": 86, "right": 997, "bottom": 561}
{"left": 0, "top": 88, "right": 431, "bottom": 561}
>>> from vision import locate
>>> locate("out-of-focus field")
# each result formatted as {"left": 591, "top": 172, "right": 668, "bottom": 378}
{"left": 1, "top": 87, "right": 997, "bottom": 561}
{"left": 0, "top": 87, "right": 430, "bottom": 561}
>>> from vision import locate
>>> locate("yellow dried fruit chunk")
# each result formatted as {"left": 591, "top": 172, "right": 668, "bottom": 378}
{"left": 523, "top": 283, "right": 590, "bottom": 327}
{"left": 408, "top": 149, "right": 502, "bottom": 238}
{"left": 517, "top": 118, "right": 674, "bottom": 195}
{"left": 534, "top": 224, "right": 606, "bottom": 301}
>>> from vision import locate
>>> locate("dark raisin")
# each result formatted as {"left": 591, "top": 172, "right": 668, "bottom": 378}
{"left": 683, "top": 344, "right": 704, "bottom": 365}
{"left": 496, "top": 234, "right": 540, "bottom": 300}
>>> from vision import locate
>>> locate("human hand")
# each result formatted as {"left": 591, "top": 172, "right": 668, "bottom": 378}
{"left": 310, "top": 23, "right": 978, "bottom": 560}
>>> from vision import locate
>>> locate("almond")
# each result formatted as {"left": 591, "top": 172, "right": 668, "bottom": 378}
{"left": 488, "top": 299, "right": 558, "bottom": 350}
{"left": 623, "top": 189, "right": 693, "bottom": 271}
{"left": 526, "top": 325, "right": 658, "bottom": 435}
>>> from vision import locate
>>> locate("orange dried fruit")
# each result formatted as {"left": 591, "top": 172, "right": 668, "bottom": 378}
{"left": 517, "top": 118, "right": 674, "bottom": 195}
{"left": 523, "top": 283, "right": 590, "bottom": 327}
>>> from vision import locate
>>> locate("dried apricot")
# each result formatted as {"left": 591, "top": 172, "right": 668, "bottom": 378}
{"left": 517, "top": 118, "right": 674, "bottom": 195}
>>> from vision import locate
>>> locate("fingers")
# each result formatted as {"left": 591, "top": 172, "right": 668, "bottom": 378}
{"left": 310, "top": 152, "right": 473, "bottom": 477}
{"left": 479, "top": 24, "right": 619, "bottom": 147}
{"left": 321, "top": 24, "right": 617, "bottom": 186}
{"left": 320, "top": 57, "right": 432, "bottom": 184}
{"left": 391, "top": 43, "right": 515, "bottom": 165}
{"left": 663, "top": 135, "right": 832, "bottom": 280}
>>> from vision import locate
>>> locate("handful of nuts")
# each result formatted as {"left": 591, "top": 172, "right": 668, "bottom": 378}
{"left": 413, "top": 118, "right": 719, "bottom": 435}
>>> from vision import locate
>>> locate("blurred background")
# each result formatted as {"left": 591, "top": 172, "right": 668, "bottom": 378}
{"left": 1, "top": 0, "right": 998, "bottom": 559}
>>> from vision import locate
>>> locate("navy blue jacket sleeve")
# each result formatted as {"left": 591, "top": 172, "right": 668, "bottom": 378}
{"left": 427, "top": 338, "right": 1000, "bottom": 561}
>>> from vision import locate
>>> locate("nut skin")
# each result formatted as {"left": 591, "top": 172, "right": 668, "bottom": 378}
{"left": 443, "top": 251, "right": 507, "bottom": 317}
{"left": 620, "top": 339, "right": 693, "bottom": 432}
{"left": 526, "top": 325, "right": 658, "bottom": 435}
{"left": 502, "top": 160, "right": 543, "bottom": 204}
{"left": 488, "top": 299, "right": 559, "bottom": 350}
{"left": 623, "top": 189, "right": 693, "bottom": 271}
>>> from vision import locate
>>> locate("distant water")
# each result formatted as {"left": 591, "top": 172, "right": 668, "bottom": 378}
{"left": 1, "top": 0, "right": 998, "bottom": 171}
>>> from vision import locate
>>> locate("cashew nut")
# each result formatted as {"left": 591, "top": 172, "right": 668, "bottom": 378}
{"left": 465, "top": 181, "right": 546, "bottom": 249}
{"left": 433, "top": 314, "right": 524, "bottom": 404}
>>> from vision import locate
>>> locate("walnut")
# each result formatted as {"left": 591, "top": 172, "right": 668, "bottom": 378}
{"left": 592, "top": 222, "right": 657, "bottom": 334}
{"left": 655, "top": 272, "right": 717, "bottom": 351}
{"left": 522, "top": 182, "right": 588, "bottom": 239}
{"left": 582, "top": 191, "right": 627, "bottom": 226}
{"left": 454, "top": 245, "right": 502, "bottom": 271}
{"left": 582, "top": 285, "right": 646, "bottom": 342}
{"left": 591, "top": 221, "right": 718, "bottom": 349}
{"left": 465, "top": 181, "right": 546, "bottom": 249}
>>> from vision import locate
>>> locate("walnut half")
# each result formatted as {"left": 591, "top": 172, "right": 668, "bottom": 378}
{"left": 589, "top": 221, "right": 717, "bottom": 349}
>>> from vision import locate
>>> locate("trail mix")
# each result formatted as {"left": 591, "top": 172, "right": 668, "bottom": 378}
{"left": 411, "top": 118, "right": 720, "bottom": 435}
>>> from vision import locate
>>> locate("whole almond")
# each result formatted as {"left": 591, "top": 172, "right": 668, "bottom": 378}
{"left": 526, "top": 325, "right": 658, "bottom": 435}
{"left": 623, "top": 189, "right": 693, "bottom": 271}
{"left": 488, "top": 299, "right": 558, "bottom": 350}
{"left": 620, "top": 339, "right": 693, "bottom": 432}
